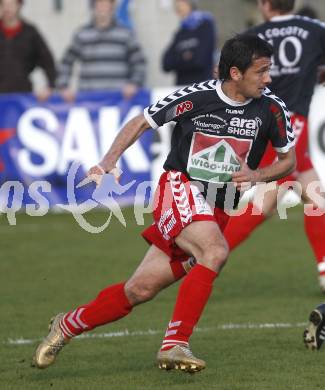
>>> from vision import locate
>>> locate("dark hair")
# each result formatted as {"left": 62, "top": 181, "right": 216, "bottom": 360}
{"left": 218, "top": 34, "right": 273, "bottom": 80}
{"left": 262, "top": 0, "right": 295, "bottom": 13}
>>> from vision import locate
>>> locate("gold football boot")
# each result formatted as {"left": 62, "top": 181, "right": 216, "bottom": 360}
{"left": 157, "top": 345, "right": 206, "bottom": 373}
{"left": 32, "top": 313, "right": 70, "bottom": 369}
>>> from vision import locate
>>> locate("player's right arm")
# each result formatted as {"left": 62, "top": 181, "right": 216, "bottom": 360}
{"left": 87, "top": 82, "right": 213, "bottom": 185}
{"left": 87, "top": 113, "right": 151, "bottom": 185}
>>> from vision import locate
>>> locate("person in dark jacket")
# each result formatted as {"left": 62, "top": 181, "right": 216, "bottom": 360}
{"left": 0, "top": 0, "right": 56, "bottom": 100}
{"left": 162, "top": 0, "right": 217, "bottom": 85}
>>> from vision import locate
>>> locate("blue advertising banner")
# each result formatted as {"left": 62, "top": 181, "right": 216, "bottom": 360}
{"left": 0, "top": 90, "right": 152, "bottom": 210}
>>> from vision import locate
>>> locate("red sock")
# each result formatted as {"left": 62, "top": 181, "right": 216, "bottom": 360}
{"left": 161, "top": 264, "right": 217, "bottom": 351}
{"left": 223, "top": 203, "right": 266, "bottom": 251}
{"left": 60, "top": 282, "right": 132, "bottom": 338}
{"left": 304, "top": 213, "right": 325, "bottom": 275}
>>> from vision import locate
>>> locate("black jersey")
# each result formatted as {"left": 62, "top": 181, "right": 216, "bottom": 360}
{"left": 249, "top": 15, "right": 325, "bottom": 117}
{"left": 144, "top": 80, "right": 295, "bottom": 209}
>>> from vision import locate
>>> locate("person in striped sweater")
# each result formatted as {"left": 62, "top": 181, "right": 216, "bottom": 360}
{"left": 56, "top": 0, "right": 146, "bottom": 102}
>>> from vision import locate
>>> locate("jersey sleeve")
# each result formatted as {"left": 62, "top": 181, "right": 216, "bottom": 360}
{"left": 144, "top": 80, "right": 217, "bottom": 129}
{"left": 264, "top": 89, "right": 295, "bottom": 153}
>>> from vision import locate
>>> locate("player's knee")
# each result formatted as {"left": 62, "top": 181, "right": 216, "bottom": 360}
{"left": 124, "top": 280, "right": 157, "bottom": 305}
{"left": 199, "top": 240, "right": 229, "bottom": 272}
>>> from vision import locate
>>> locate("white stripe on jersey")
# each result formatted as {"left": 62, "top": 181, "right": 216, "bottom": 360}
{"left": 147, "top": 80, "right": 218, "bottom": 116}
{"left": 295, "top": 15, "right": 325, "bottom": 29}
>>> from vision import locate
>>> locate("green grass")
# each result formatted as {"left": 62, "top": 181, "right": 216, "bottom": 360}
{"left": 1, "top": 207, "right": 324, "bottom": 389}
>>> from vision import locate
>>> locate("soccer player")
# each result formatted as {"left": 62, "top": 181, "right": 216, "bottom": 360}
{"left": 32, "top": 34, "right": 295, "bottom": 373}
{"left": 223, "top": 0, "right": 325, "bottom": 291}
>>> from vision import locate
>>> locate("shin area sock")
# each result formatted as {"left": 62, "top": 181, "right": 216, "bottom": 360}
{"left": 304, "top": 213, "right": 325, "bottom": 275}
{"left": 161, "top": 264, "right": 217, "bottom": 350}
{"left": 59, "top": 282, "right": 132, "bottom": 337}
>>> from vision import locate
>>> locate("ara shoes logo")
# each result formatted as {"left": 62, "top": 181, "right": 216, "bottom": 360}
{"left": 187, "top": 133, "right": 252, "bottom": 183}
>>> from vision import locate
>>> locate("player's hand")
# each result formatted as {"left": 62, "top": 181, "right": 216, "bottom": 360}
{"left": 77, "top": 165, "right": 121, "bottom": 188}
{"left": 87, "top": 165, "right": 122, "bottom": 186}
{"left": 86, "top": 164, "right": 106, "bottom": 187}
{"left": 232, "top": 157, "right": 260, "bottom": 191}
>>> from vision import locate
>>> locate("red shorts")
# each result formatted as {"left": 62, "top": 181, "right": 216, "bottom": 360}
{"left": 142, "top": 170, "right": 229, "bottom": 262}
{"left": 259, "top": 113, "right": 313, "bottom": 183}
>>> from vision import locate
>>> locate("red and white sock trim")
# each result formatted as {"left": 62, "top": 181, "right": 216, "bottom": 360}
{"left": 161, "top": 320, "right": 188, "bottom": 351}
{"left": 164, "top": 320, "right": 182, "bottom": 337}
{"left": 161, "top": 339, "right": 189, "bottom": 351}
{"left": 59, "top": 308, "right": 89, "bottom": 338}
{"left": 59, "top": 320, "right": 76, "bottom": 338}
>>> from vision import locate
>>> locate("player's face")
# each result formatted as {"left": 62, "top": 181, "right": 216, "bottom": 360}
{"left": 0, "top": 0, "right": 21, "bottom": 22}
{"left": 239, "top": 57, "right": 272, "bottom": 99}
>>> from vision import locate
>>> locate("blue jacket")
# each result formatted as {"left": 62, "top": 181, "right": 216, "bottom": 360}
{"left": 162, "top": 11, "right": 217, "bottom": 85}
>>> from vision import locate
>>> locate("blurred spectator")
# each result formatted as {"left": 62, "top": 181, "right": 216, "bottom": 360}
{"left": 0, "top": 0, "right": 56, "bottom": 101}
{"left": 162, "top": 0, "right": 217, "bottom": 85}
{"left": 57, "top": 0, "right": 146, "bottom": 102}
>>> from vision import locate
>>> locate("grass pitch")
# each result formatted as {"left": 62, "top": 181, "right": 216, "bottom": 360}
{"left": 1, "top": 206, "right": 324, "bottom": 390}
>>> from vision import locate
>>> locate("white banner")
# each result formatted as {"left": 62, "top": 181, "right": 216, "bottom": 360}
{"left": 309, "top": 85, "right": 325, "bottom": 186}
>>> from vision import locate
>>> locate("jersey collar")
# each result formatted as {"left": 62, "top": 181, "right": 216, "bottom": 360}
{"left": 270, "top": 14, "right": 295, "bottom": 22}
{"left": 216, "top": 80, "right": 252, "bottom": 107}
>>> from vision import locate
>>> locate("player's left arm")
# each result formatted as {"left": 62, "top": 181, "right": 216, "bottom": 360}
{"left": 232, "top": 94, "right": 296, "bottom": 188}
{"left": 232, "top": 148, "right": 296, "bottom": 188}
